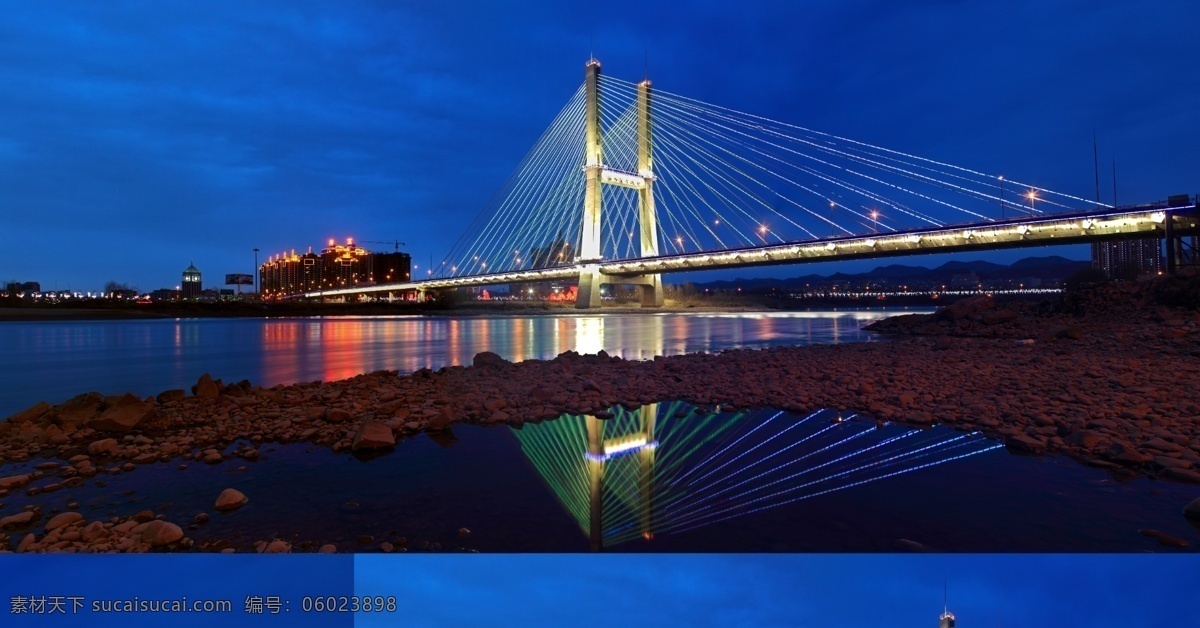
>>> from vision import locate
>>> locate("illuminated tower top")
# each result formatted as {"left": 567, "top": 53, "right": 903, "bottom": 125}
{"left": 939, "top": 581, "right": 956, "bottom": 628}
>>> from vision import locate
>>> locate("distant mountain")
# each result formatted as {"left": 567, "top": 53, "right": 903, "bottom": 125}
{"left": 678, "top": 256, "right": 1091, "bottom": 289}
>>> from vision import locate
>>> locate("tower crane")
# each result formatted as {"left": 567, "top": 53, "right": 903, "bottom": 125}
{"left": 361, "top": 240, "right": 406, "bottom": 252}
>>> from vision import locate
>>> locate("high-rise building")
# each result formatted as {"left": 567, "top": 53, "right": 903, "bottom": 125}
{"left": 1091, "top": 238, "right": 1162, "bottom": 279}
{"left": 182, "top": 262, "right": 202, "bottom": 299}
{"left": 258, "top": 238, "right": 411, "bottom": 299}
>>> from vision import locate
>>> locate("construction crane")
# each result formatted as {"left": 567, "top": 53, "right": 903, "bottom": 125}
{"left": 361, "top": 240, "right": 406, "bottom": 252}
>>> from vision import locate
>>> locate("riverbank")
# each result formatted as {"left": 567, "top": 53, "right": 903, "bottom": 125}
{"left": 2, "top": 276, "right": 1198, "bottom": 552}
{"left": 0, "top": 296, "right": 936, "bottom": 321}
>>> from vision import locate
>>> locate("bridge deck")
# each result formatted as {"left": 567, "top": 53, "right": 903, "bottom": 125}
{"left": 302, "top": 203, "right": 1198, "bottom": 298}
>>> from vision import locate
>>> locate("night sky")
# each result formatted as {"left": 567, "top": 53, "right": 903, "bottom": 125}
{"left": 2, "top": 0, "right": 1198, "bottom": 292}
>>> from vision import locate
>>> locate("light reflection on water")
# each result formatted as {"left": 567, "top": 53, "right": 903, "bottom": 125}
{"left": 0, "top": 309, "right": 917, "bottom": 416}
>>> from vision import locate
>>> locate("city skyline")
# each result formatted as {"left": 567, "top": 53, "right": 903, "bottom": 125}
{"left": 2, "top": 1, "right": 1198, "bottom": 292}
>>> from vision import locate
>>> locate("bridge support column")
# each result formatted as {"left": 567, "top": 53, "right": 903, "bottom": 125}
{"left": 636, "top": 79, "right": 664, "bottom": 307}
{"left": 586, "top": 415, "right": 605, "bottom": 551}
{"left": 577, "top": 59, "right": 604, "bottom": 310}
{"left": 577, "top": 266, "right": 603, "bottom": 309}
{"left": 415, "top": 288, "right": 426, "bottom": 303}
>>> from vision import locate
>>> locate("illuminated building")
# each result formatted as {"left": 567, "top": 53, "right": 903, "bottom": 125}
{"left": 181, "top": 262, "right": 202, "bottom": 299}
{"left": 258, "top": 238, "right": 411, "bottom": 299}
{"left": 1090, "top": 239, "right": 1162, "bottom": 279}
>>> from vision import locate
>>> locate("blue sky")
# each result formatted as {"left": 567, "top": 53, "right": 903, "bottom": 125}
{"left": 355, "top": 554, "right": 1200, "bottom": 627}
{"left": 1, "top": 1, "right": 1198, "bottom": 291}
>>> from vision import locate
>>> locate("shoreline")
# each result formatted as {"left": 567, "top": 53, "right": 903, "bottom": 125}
{"left": 0, "top": 298, "right": 945, "bottom": 322}
{"left": 2, "top": 277, "right": 1199, "bottom": 552}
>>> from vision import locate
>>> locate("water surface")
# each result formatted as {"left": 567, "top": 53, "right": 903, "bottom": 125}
{"left": 0, "top": 309, "right": 911, "bottom": 415}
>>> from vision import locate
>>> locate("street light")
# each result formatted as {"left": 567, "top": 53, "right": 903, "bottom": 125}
{"left": 870, "top": 210, "right": 879, "bottom": 233}
{"left": 1026, "top": 189, "right": 1038, "bottom": 213}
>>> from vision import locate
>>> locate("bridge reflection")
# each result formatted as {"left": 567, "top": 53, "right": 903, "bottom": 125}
{"left": 511, "top": 403, "right": 1002, "bottom": 550}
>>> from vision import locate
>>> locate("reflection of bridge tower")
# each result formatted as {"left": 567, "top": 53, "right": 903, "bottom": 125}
{"left": 577, "top": 59, "right": 664, "bottom": 309}
{"left": 586, "top": 403, "right": 657, "bottom": 551}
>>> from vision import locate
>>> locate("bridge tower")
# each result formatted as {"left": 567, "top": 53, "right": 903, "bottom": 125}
{"left": 585, "top": 403, "right": 658, "bottom": 551}
{"left": 576, "top": 59, "right": 664, "bottom": 309}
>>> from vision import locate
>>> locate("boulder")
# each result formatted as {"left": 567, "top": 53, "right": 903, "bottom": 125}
{"left": 472, "top": 351, "right": 510, "bottom": 368}
{"left": 352, "top": 421, "right": 395, "bottom": 451}
{"left": 89, "top": 401, "right": 156, "bottom": 432}
{"left": 87, "top": 438, "right": 119, "bottom": 455}
{"left": 263, "top": 539, "right": 291, "bottom": 554}
{"left": 938, "top": 295, "right": 993, "bottom": 321}
{"left": 214, "top": 488, "right": 248, "bottom": 512}
{"left": 139, "top": 520, "right": 184, "bottom": 546}
{"left": 0, "top": 474, "right": 31, "bottom": 490}
{"left": 1005, "top": 434, "right": 1046, "bottom": 454}
{"left": 6, "top": 401, "right": 52, "bottom": 425}
{"left": 156, "top": 389, "right": 187, "bottom": 403}
{"left": 426, "top": 406, "right": 456, "bottom": 431}
{"left": 193, "top": 374, "right": 220, "bottom": 399}
{"left": 1184, "top": 497, "right": 1200, "bottom": 522}
{"left": 44, "top": 512, "right": 83, "bottom": 532}
{"left": 56, "top": 393, "right": 104, "bottom": 424}
{"left": 1, "top": 511, "right": 36, "bottom": 528}
{"left": 325, "top": 409, "right": 352, "bottom": 423}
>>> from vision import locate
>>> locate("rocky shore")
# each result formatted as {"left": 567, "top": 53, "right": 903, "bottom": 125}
{"left": 2, "top": 276, "right": 1199, "bottom": 552}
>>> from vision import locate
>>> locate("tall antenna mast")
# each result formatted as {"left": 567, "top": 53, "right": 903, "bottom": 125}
{"left": 1112, "top": 156, "right": 1118, "bottom": 206}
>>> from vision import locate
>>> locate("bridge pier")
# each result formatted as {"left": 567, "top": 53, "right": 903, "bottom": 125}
{"left": 577, "top": 267, "right": 603, "bottom": 309}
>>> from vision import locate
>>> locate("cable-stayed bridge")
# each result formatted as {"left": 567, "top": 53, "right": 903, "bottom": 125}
{"left": 512, "top": 403, "right": 1001, "bottom": 551}
{"left": 306, "top": 59, "right": 1199, "bottom": 307}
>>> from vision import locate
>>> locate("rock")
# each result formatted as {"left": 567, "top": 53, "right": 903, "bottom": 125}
{"left": 88, "top": 438, "right": 119, "bottom": 455}
{"left": 89, "top": 401, "right": 156, "bottom": 432}
{"left": 140, "top": 520, "right": 184, "bottom": 546}
{"left": 193, "top": 513, "right": 210, "bottom": 524}
{"left": 156, "top": 389, "right": 187, "bottom": 403}
{"left": 426, "top": 406, "right": 456, "bottom": 431}
{"left": 1184, "top": 498, "right": 1200, "bottom": 522}
{"left": 263, "top": 539, "right": 291, "bottom": 554}
{"left": 1065, "top": 430, "right": 1105, "bottom": 449}
{"left": 1104, "top": 441, "right": 1153, "bottom": 465}
{"left": 318, "top": 544, "right": 337, "bottom": 553}
{"left": 352, "top": 421, "right": 395, "bottom": 450}
{"left": 0, "top": 474, "right": 31, "bottom": 490}
{"left": 1139, "top": 528, "right": 1190, "bottom": 548}
{"left": 472, "top": 352, "right": 509, "bottom": 368}
{"left": 44, "top": 512, "right": 83, "bottom": 532}
{"left": 1005, "top": 434, "right": 1046, "bottom": 454}
{"left": 456, "top": 527, "right": 471, "bottom": 538}
{"left": 980, "top": 309, "right": 1018, "bottom": 326}
{"left": 325, "top": 409, "right": 351, "bottom": 423}
{"left": 1163, "top": 468, "right": 1200, "bottom": 484}
{"left": 56, "top": 393, "right": 104, "bottom": 424}
{"left": 379, "top": 541, "right": 394, "bottom": 553}
{"left": 939, "top": 294, "right": 993, "bottom": 321}
{"left": 1, "top": 511, "right": 36, "bottom": 528}
{"left": 194, "top": 374, "right": 220, "bottom": 399}
{"left": 214, "top": 488, "right": 248, "bottom": 512}
{"left": 81, "top": 521, "right": 107, "bottom": 542}
{"left": 133, "top": 510, "right": 156, "bottom": 523}
{"left": 5, "top": 401, "right": 52, "bottom": 425}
